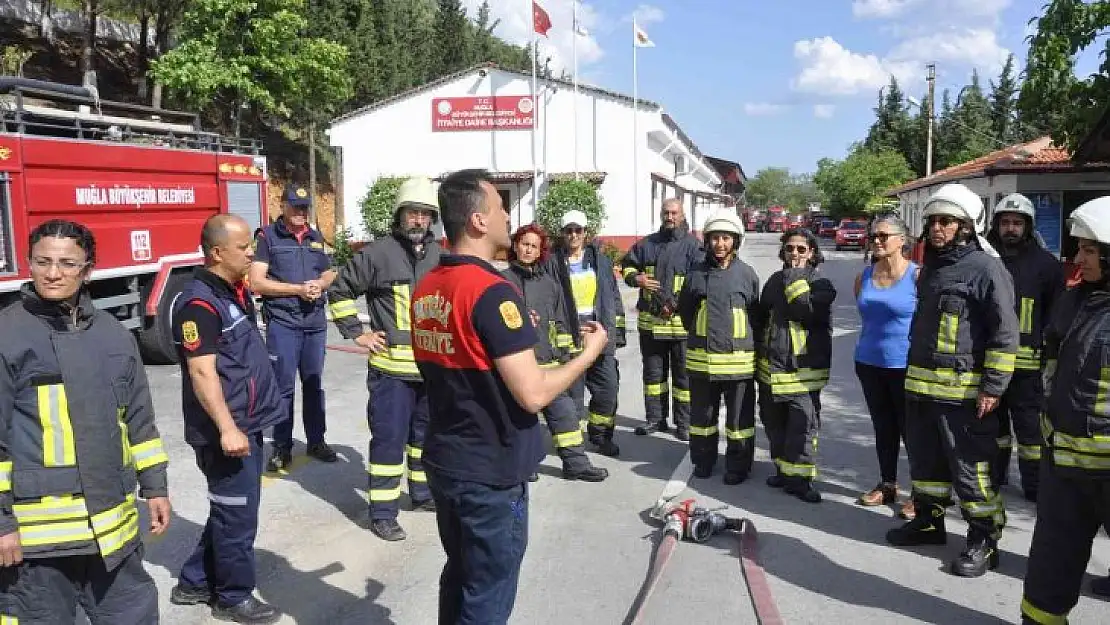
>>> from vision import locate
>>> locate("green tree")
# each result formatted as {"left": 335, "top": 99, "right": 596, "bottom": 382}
{"left": 1019, "top": 0, "right": 1110, "bottom": 151}
{"left": 536, "top": 179, "right": 606, "bottom": 237}
{"left": 990, "top": 54, "right": 1023, "bottom": 145}
{"left": 434, "top": 0, "right": 470, "bottom": 76}
{"left": 814, "top": 147, "right": 914, "bottom": 217}
{"left": 744, "top": 167, "right": 793, "bottom": 208}
{"left": 150, "top": 0, "right": 351, "bottom": 136}
{"left": 865, "top": 76, "right": 913, "bottom": 156}
{"left": 360, "top": 176, "right": 408, "bottom": 238}
{"left": 948, "top": 70, "right": 997, "bottom": 164}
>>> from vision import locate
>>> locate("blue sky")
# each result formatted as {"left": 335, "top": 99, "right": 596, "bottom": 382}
{"left": 465, "top": 0, "right": 1104, "bottom": 177}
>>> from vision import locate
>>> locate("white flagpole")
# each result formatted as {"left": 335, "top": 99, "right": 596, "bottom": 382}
{"left": 531, "top": 22, "right": 539, "bottom": 216}
{"left": 632, "top": 19, "right": 639, "bottom": 236}
{"left": 573, "top": 0, "right": 579, "bottom": 179}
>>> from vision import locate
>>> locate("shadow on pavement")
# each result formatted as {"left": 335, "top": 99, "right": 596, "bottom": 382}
{"left": 263, "top": 442, "right": 369, "bottom": 523}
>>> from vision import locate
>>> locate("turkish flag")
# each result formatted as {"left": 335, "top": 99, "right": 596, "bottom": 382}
{"left": 533, "top": 0, "right": 552, "bottom": 37}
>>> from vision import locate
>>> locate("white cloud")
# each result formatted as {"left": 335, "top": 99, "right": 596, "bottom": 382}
{"left": 624, "top": 4, "right": 665, "bottom": 25}
{"left": 462, "top": 0, "right": 606, "bottom": 75}
{"left": 743, "top": 103, "right": 787, "bottom": 116}
{"left": 889, "top": 28, "right": 1010, "bottom": 74}
{"left": 792, "top": 37, "right": 915, "bottom": 96}
{"left": 852, "top": 0, "right": 919, "bottom": 19}
{"left": 813, "top": 104, "right": 836, "bottom": 118}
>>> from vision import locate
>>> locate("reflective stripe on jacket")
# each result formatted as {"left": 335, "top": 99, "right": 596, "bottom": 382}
{"left": 502, "top": 262, "right": 573, "bottom": 366}
{"left": 621, "top": 224, "right": 702, "bottom": 339}
{"left": 756, "top": 266, "right": 835, "bottom": 395}
{"left": 678, "top": 254, "right": 761, "bottom": 381}
{"left": 996, "top": 244, "right": 1064, "bottom": 370}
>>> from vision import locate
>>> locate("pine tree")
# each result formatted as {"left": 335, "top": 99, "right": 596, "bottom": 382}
{"left": 989, "top": 54, "right": 1021, "bottom": 145}
{"left": 949, "top": 70, "right": 996, "bottom": 164}
{"left": 434, "top": 0, "right": 470, "bottom": 77}
{"left": 935, "top": 89, "right": 957, "bottom": 171}
{"left": 864, "top": 76, "right": 911, "bottom": 154}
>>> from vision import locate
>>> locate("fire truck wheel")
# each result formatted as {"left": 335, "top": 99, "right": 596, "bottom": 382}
{"left": 138, "top": 272, "right": 189, "bottom": 365}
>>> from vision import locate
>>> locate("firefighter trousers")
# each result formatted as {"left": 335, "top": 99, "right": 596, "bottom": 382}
{"left": 1021, "top": 458, "right": 1110, "bottom": 624}
{"left": 639, "top": 334, "right": 690, "bottom": 429}
{"left": 689, "top": 377, "right": 756, "bottom": 476}
{"left": 905, "top": 398, "right": 1005, "bottom": 539}
{"left": 179, "top": 431, "right": 264, "bottom": 607}
{"left": 995, "top": 370, "right": 1044, "bottom": 493}
{"left": 0, "top": 546, "right": 158, "bottom": 624}
{"left": 570, "top": 350, "right": 620, "bottom": 442}
{"left": 367, "top": 370, "right": 431, "bottom": 520}
{"left": 267, "top": 322, "right": 327, "bottom": 450}
{"left": 542, "top": 392, "right": 591, "bottom": 472}
{"left": 760, "top": 386, "right": 820, "bottom": 483}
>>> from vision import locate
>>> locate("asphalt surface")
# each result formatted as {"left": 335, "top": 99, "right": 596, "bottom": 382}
{"left": 128, "top": 232, "right": 1109, "bottom": 624}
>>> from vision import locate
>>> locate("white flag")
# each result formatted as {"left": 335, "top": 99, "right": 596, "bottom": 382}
{"left": 634, "top": 23, "right": 654, "bottom": 47}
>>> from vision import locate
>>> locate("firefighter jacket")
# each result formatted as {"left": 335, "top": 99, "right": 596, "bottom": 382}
{"left": 502, "top": 261, "right": 573, "bottom": 367}
{"left": 1041, "top": 283, "right": 1110, "bottom": 478}
{"left": 0, "top": 284, "right": 169, "bottom": 570}
{"left": 996, "top": 242, "right": 1064, "bottom": 371}
{"left": 547, "top": 241, "right": 626, "bottom": 353}
{"left": 906, "top": 244, "right": 1019, "bottom": 403}
{"left": 621, "top": 223, "right": 702, "bottom": 340}
{"left": 327, "top": 230, "right": 441, "bottom": 381}
{"left": 677, "top": 253, "right": 762, "bottom": 381}
{"left": 756, "top": 266, "right": 835, "bottom": 396}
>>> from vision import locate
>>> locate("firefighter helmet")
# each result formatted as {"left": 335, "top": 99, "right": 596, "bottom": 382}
{"left": 702, "top": 209, "right": 744, "bottom": 238}
{"left": 1068, "top": 196, "right": 1110, "bottom": 245}
{"left": 994, "top": 193, "right": 1036, "bottom": 221}
{"left": 394, "top": 177, "right": 440, "bottom": 223}
{"left": 922, "top": 183, "right": 985, "bottom": 228}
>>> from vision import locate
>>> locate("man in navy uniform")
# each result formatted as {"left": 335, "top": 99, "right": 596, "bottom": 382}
{"left": 170, "top": 214, "right": 285, "bottom": 624}
{"left": 250, "top": 184, "right": 339, "bottom": 472}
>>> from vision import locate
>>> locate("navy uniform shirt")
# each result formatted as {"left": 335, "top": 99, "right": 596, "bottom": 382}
{"left": 411, "top": 255, "right": 543, "bottom": 486}
{"left": 254, "top": 217, "right": 331, "bottom": 329}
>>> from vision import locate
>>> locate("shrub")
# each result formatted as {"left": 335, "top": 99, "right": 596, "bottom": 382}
{"left": 535, "top": 179, "right": 605, "bottom": 238}
{"left": 359, "top": 176, "right": 408, "bottom": 238}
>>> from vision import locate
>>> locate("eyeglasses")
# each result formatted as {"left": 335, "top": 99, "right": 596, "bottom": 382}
{"left": 30, "top": 257, "right": 88, "bottom": 274}
{"left": 784, "top": 244, "right": 809, "bottom": 253}
{"left": 869, "top": 232, "right": 900, "bottom": 243}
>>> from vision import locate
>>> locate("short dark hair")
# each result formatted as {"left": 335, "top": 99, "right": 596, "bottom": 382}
{"left": 438, "top": 169, "right": 492, "bottom": 246}
{"left": 780, "top": 227, "right": 823, "bottom": 266}
{"left": 29, "top": 219, "right": 96, "bottom": 264}
{"left": 201, "top": 214, "right": 241, "bottom": 258}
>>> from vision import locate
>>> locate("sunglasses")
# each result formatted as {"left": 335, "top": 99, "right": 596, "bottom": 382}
{"left": 927, "top": 216, "right": 960, "bottom": 228}
{"left": 784, "top": 244, "right": 809, "bottom": 254}
{"left": 869, "top": 232, "right": 900, "bottom": 243}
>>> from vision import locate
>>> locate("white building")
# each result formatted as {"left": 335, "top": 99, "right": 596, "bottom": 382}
{"left": 326, "top": 63, "right": 735, "bottom": 248}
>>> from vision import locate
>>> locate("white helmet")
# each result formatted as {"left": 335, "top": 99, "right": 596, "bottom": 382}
{"left": 922, "top": 183, "right": 985, "bottom": 228}
{"left": 394, "top": 176, "right": 440, "bottom": 222}
{"left": 561, "top": 209, "right": 589, "bottom": 229}
{"left": 994, "top": 193, "right": 1036, "bottom": 221}
{"left": 1068, "top": 196, "right": 1110, "bottom": 246}
{"left": 702, "top": 209, "right": 744, "bottom": 238}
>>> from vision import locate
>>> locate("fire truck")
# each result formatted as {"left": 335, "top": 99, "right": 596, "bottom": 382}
{"left": 0, "top": 78, "right": 268, "bottom": 364}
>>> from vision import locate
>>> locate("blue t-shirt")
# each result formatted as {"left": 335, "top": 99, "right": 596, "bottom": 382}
{"left": 854, "top": 262, "right": 917, "bottom": 369}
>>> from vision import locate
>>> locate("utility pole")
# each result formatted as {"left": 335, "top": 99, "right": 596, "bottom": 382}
{"left": 926, "top": 63, "right": 936, "bottom": 177}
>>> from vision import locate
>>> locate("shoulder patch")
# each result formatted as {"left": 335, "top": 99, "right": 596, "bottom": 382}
{"left": 310, "top": 241, "right": 324, "bottom": 249}
{"left": 182, "top": 320, "right": 200, "bottom": 351}
{"left": 499, "top": 300, "right": 522, "bottom": 329}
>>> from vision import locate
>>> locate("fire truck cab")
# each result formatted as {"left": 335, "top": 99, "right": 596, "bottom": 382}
{"left": 0, "top": 77, "right": 268, "bottom": 364}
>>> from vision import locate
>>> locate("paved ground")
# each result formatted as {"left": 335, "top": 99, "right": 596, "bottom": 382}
{"left": 131, "top": 233, "right": 1110, "bottom": 624}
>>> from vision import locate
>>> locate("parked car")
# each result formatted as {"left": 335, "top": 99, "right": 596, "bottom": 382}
{"left": 817, "top": 218, "right": 838, "bottom": 238}
{"left": 835, "top": 220, "right": 868, "bottom": 250}
{"left": 766, "top": 214, "right": 788, "bottom": 233}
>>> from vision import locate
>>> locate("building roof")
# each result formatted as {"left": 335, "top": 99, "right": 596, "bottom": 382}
{"left": 331, "top": 63, "right": 662, "bottom": 126}
{"left": 1075, "top": 104, "right": 1110, "bottom": 163}
{"left": 704, "top": 155, "right": 747, "bottom": 186}
{"left": 885, "top": 136, "right": 1104, "bottom": 196}
{"left": 430, "top": 170, "right": 607, "bottom": 184}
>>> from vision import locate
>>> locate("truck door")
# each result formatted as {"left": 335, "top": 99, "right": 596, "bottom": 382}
{"left": 0, "top": 173, "right": 14, "bottom": 276}
{"left": 227, "top": 181, "right": 264, "bottom": 233}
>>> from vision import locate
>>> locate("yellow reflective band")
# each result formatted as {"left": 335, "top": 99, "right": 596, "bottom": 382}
{"left": 1020, "top": 297, "right": 1034, "bottom": 334}
{"left": 37, "top": 384, "right": 76, "bottom": 467}
{"left": 369, "top": 345, "right": 420, "bottom": 376}
{"left": 89, "top": 495, "right": 135, "bottom": 536}
{"left": 687, "top": 349, "right": 756, "bottom": 376}
{"left": 960, "top": 498, "right": 1001, "bottom": 517}
{"left": 784, "top": 279, "right": 809, "bottom": 303}
{"left": 644, "top": 383, "right": 664, "bottom": 397}
{"left": 13, "top": 495, "right": 90, "bottom": 523}
{"left": 0, "top": 461, "right": 10, "bottom": 493}
{"left": 409, "top": 470, "right": 427, "bottom": 483}
{"left": 673, "top": 388, "right": 691, "bottom": 403}
{"left": 695, "top": 301, "right": 708, "bottom": 337}
{"left": 788, "top": 321, "right": 808, "bottom": 356}
{"left": 725, "top": 427, "right": 755, "bottom": 440}
{"left": 1053, "top": 450, "right": 1110, "bottom": 470}
{"left": 553, "top": 430, "right": 584, "bottom": 448}
{"left": 328, "top": 299, "right": 358, "bottom": 319}
{"left": 1016, "top": 345, "right": 1042, "bottom": 370}
{"left": 774, "top": 458, "right": 816, "bottom": 478}
{"left": 646, "top": 266, "right": 655, "bottom": 276}
{"left": 1020, "top": 597, "right": 1068, "bottom": 625}
{"left": 130, "top": 438, "right": 169, "bottom": 471}
{"left": 912, "top": 480, "right": 952, "bottom": 498}
{"left": 588, "top": 412, "right": 615, "bottom": 427}
{"left": 622, "top": 267, "right": 637, "bottom": 280}
{"left": 673, "top": 274, "right": 685, "bottom": 294}
{"left": 1097, "top": 367, "right": 1110, "bottom": 416}
{"left": 19, "top": 519, "right": 95, "bottom": 547}
{"left": 94, "top": 505, "right": 139, "bottom": 557}
{"left": 905, "top": 378, "right": 978, "bottom": 400}
{"left": 984, "top": 350, "right": 1016, "bottom": 373}
{"left": 937, "top": 313, "right": 958, "bottom": 353}
{"left": 117, "top": 408, "right": 131, "bottom": 466}
{"left": 616, "top": 315, "right": 626, "bottom": 329}
{"left": 689, "top": 425, "right": 719, "bottom": 437}
{"left": 1017, "top": 445, "right": 1042, "bottom": 461}
{"left": 368, "top": 487, "right": 402, "bottom": 502}
{"left": 579, "top": 419, "right": 588, "bottom": 432}
{"left": 368, "top": 463, "right": 404, "bottom": 477}
{"left": 733, "top": 308, "right": 747, "bottom": 339}
{"left": 392, "top": 284, "right": 412, "bottom": 332}
{"left": 405, "top": 444, "right": 423, "bottom": 459}
{"left": 555, "top": 332, "right": 574, "bottom": 348}
{"left": 997, "top": 435, "right": 1014, "bottom": 448}
{"left": 0, "top": 614, "right": 17, "bottom": 624}
{"left": 1053, "top": 431, "right": 1110, "bottom": 454}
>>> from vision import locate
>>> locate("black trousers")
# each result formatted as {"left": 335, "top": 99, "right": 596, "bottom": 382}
{"left": 1021, "top": 458, "right": 1110, "bottom": 624}
{"left": 569, "top": 350, "right": 620, "bottom": 441}
{"left": 640, "top": 334, "right": 690, "bottom": 429}
{"left": 855, "top": 362, "right": 908, "bottom": 484}
{"left": 689, "top": 377, "right": 756, "bottom": 475}
{"left": 905, "top": 398, "right": 1004, "bottom": 539}
{"left": 543, "top": 392, "right": 591, "bottom": 471}
{"left": 760, "top": 386, "right": 820, "bottom": 482}
{"left": 0, "top": 547, "right": 158, "bottom": 624}
{"left": 995, "top": 370, "right": 1045, "bottom": 492}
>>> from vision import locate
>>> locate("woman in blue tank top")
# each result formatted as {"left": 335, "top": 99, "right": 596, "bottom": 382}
{"left": 854, "top": 214, "right": 918, "bottom": 518}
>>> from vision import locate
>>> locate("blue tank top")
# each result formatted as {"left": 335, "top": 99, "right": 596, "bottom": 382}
{"left": 855, "top": 262, "right": 917, "bottom": 369}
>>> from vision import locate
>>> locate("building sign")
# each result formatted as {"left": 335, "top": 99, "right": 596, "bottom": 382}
{"left": 1028, "top": 192, "right": 1062, "bottom": 256}
{"left": 75, "top": 185, "right": 198, "bottom": 207}
{"left": 431, "top": 96, "right": 534, "bottom": 132}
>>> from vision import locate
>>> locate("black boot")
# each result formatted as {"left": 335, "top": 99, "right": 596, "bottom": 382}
{"left": 673, "top": 426, "right": 689, "bottom": 442}
{"left": 784, "top": 478, "right": 821, "bottom": 503}
{"left": 634, "top": 421, "right": 669, "bottom": 436}
{"left": 886, "top": 503, "right": 947, "bottom": 546}
{"left": 766, "top": 474, "right": 785, "bottom": 488}
{"left": 264, "top": 447, "right": 292, "bottom": 473}
{"left": 723, "top": 471, "right": 747, "bottom": 485}
{"left": 693, "top": 464, "right": 713, "bottom": 479}
{"left": 563, "top": 465, "right": 609, "bottom": 482}
{"left": 950, "top": 534, "right": 1000, "bottom": 577}
{"left": 593, "top": 438, "right": 620, "bottom": 457}
{"left": 367, "top": 518, "right": 407, "bottom": 542}
{"left": 211, "top": 595, "right": 281, "bottom": 624}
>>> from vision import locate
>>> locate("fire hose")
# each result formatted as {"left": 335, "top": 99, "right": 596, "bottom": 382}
{"left": 627, "top": 499, "right": 784, "bottom": 625}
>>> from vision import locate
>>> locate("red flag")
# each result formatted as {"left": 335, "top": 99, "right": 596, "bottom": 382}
{"left": 533, "top": 1, "right": 552, "bottom": 37}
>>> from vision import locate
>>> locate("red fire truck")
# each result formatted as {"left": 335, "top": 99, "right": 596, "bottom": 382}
{"left": 0, "top": 78, "right": 268, "bottom": 364}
